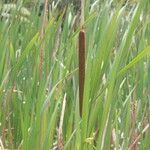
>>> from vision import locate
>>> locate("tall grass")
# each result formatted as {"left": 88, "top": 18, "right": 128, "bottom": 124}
{"left": 0, "top": 0, "right": 150, "bottom": 149}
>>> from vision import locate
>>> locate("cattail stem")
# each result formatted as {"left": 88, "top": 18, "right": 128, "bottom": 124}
{"left": 79, "top": 29, "right": 85, "bottom": 117}
{"left": 80, "top": 0, "right": 85, "bottom": 28}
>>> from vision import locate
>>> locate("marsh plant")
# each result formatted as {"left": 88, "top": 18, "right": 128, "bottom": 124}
{"left": 0, "top": 0, "right": 150, "bottom": 149}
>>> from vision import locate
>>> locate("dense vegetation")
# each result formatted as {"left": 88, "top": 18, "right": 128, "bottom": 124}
{"left": 0, "top": 0, "right": 150, "bottom": 149}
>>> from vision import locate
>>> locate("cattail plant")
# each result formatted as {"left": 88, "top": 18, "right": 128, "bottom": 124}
{"left": 79, "top": 0, "right": 85, "bottom": 117}
{"left": 0, "top": 0, "right": 149, "bottom": 149}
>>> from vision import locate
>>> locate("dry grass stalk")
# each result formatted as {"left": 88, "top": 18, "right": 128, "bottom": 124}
{"left": 56, "top": 94, "right": 66, "bottom": 150}
{"left": 52, "top": 25, "right": 62, "bottom": 60}
{"left": 130, "top": 100, "right": 138, "bottom": 150}
{"left": 0, "top": 138, "right": 4, "bottom": 150}
{"left": 39, "top": 0, "right": 49, "bottom": 79}
{"left": 128, "top": 123, "right": 149, "bottom": 150}
{"left": 111, "top": 128, "right": 117, "bottom": 148}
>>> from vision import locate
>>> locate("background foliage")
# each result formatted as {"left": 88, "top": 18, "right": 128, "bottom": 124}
{"left": 0, "top": 0, "right": 150, "bottom": 149}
